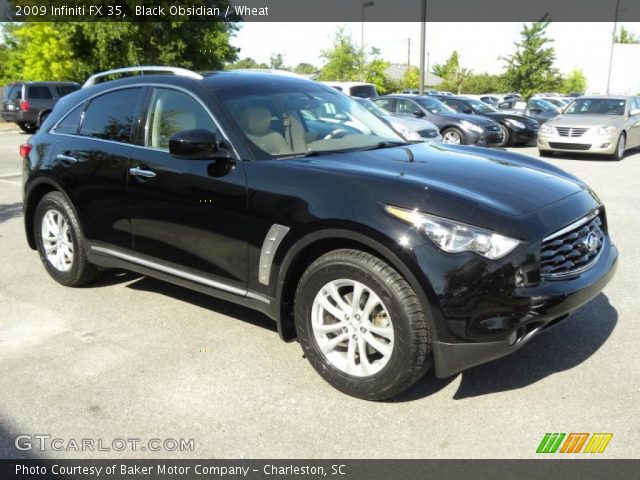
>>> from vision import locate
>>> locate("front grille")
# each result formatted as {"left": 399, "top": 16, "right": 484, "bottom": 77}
{"left": 485, "top": 125, "right": 500, "bottom": 132}
{"left": 540, "top": 212, "right": 605, "bottom": 279}
{"left": 549, "top": 142, "right": 591, "bottom": 150}
{"left": 418, "top": 128, "right": 439, "bottom": 138}
{"left": 556, "top": 127, "right": 589, "bottom": 137}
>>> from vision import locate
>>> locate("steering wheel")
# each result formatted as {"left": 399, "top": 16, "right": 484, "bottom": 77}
{"left": 323, "top": 128, "right": 349, "bottom": 140}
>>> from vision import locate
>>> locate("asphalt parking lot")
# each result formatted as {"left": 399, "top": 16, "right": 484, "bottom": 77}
{"left": 1, "top": 128, "right": 638, "bottom": 459}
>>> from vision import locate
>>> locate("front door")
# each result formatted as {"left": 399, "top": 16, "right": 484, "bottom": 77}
{"left": 127, "top": 87, "right": 249, "bottom": 291}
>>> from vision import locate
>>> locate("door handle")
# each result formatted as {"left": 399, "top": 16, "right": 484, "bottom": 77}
{"left": 56, "top": 153, "right": 78, "bottom": 164}
{"left": 129, "top": 167, "right": 156, "bottom": 179}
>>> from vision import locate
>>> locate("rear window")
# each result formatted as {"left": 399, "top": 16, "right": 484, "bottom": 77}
{"left": 27, "top": 86, "right": 53, "bottom": 100}
{"left": 79, "top": 88, "right": 142, "bottom": 143}
{"left": 56, "top": 85, "right": 80, "bottom": 97}
{"left": 349, "top": 85, "right": 378, "bottom": 99}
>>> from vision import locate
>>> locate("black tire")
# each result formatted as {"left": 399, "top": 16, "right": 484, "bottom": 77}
{"left": 294, "top": 249, "right": 432, "bottom": 400}
{"left": 34, "top": 191, "right": 100, "bottom": 287}
{"left": 18, "top": 122, "right": 37, "bottom": 133}
{"left": 495, "top": 124, "right": 511, "bottom": 147}
{"left": 610, "top": 132, "right": 626, "bottom": 161}
{"left": 441, "top": 127, "right": 466, "bottom": 145}
{"left": 539, "top": 150, "right": 554, "bottom": 157}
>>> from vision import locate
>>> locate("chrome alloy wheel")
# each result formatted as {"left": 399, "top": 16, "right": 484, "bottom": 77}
{"left": 442, "top": 130, "right": 461, "bottom": 144}
{"left": 617, "top": 135, "right": 626, "bottom": 158}
{"left": 41, "top": 209, "right": 74, "bottom": 272}
{"left": 311, "top": 279, "right": 394, "bottom": 377}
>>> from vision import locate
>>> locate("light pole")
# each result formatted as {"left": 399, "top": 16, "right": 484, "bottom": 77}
{"left": 361, "top": 1, "right": 375, "bottom": 81}
{"left": 606, "top": 0, "right": 621, "bottom": 94}
{"left": 419, "top": 0, "right": 426, "bottom": 95}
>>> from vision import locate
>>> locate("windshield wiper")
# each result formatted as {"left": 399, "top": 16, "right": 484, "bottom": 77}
{"left": 357, "top": 141, "right": 411, "bottom": 151}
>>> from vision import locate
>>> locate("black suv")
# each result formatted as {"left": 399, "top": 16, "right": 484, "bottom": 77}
{"left": 373, "top": 94, "right": 503, "bottom": 145}
{"left": 2, "top": 81, "right": 80, "bottom": 133}
{"left": 21, "top": 67, "right": 618, "bottom": 400}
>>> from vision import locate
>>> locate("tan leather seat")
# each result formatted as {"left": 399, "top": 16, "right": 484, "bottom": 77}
{"left": 238, "top": 107, "right": 291, "bottom": 155}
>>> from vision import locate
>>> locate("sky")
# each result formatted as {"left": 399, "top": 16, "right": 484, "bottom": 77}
{"left": 230, "top": 22, "right": 640, "bottom": 93}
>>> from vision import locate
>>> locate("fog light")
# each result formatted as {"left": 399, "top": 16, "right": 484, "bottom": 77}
{"left": 600, "top": 143, "right": 610, "bottom": 148}
{"left": 508, "top": 330, "right": 518, "bottom": 346}
{"left": 479, "top": 317, "right": 511, "bottom": 332}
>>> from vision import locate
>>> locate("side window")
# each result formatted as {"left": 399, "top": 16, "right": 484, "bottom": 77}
{"left": 146, "top": 88, "right": 216, "bottom": 150}
{"left": 79, "top": 88, "right": 142, "bottom": 143}
{"left": 631, "top": 97, "right": 640, "bottom": 112}
{"left": 55, "top": 104, "right": 85, "bottom": 135}
{"left": 9, "top": 86, "right": 22, "bottom": 100}
{"left": 443, "top": 100, "right": 462, "bottom": 112}
{"left": 396, "top": 99, "right": 417, "bottom": 115}
{"left": 27, "top": 86, "right": 53, "bottom": 100}
{"left": 373, "top": 98, "right": 394, "bottom": 112}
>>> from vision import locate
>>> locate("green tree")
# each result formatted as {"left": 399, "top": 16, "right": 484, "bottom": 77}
{"left": 317, "top": 28, "right": 362, "bottom": 81}
{"left": 293, "top": 63, "right": 318, "bottom": 75}
{"left": 269, "top": 53, "right": 285, "bottom": 70}
{"left": 227, "top": 57, "right": 269, "bottom": 70}
{"left": 363, "top": 49, "right": 394, "bottom": 94}
{"left": 560, "top": 68, "right": 587, "bottom": 94}
{"left": 615, "top": 26, "right": 640, "bottom": 44}
{"left": 400, "top": 66, "right": 420, "bottom": 90}
{"left": 502, "top": 21, "right": 563, "bottom": 99}
{"left": 459, "top": 73, "right": 508, "bottom": 94}
{"left": 431, "top": 51, "right": 471, "bottom": 94}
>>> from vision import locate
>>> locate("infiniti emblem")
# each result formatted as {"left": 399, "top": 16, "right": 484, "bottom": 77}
{"left": 581, "top": 232, "right": 600, "bottom": 254}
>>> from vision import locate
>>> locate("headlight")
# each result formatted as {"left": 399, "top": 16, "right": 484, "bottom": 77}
{"left": 460, "top": 120, "right": 483, "bottom": 133}
{"left": 505, "top": 119, "right": 525, "bottom": 129}
{"left": 385, "top": 205, "right": 520, "bottom": 260}
{"left": 539, "top": 124, "right": 553, "bottom": 134}
{"left": 395, "top": 125, "right": 422, "bottom": 141}
{"left": 597, "top": 125, "right": 617, "bottom": 135}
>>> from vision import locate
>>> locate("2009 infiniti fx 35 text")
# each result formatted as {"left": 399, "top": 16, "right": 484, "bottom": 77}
{"left": 21, "top": 67, "right": 618, "bottom": 400}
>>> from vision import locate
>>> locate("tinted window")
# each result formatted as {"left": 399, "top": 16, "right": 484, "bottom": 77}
{"left": 146, "top": 89, "right": 217, "bottom": 150}
{"left": 8, "top": 86, "right": 22, "bottom": 100}
{"left": 564, "top": 98, "right": 626, "bottom": 115}
{"left": 349, "top": 85, "right": 377, "bottom": 99}
{"left": 27, "top": 86, "right": 53, "bottom": 100}
{"left": 630, "top": 97, "right": 640, "bottom": 111}
{"left": 442, "top": 99, "right": 464, "bottom": 113}
{"left": 56, "top": 85, "right": 80, "bottom": 97}
{"left": 80, "top": 88, "right": 141, "bottom": 143}
{"left": 55, "top": 104, "right": 85, "bottom": 135}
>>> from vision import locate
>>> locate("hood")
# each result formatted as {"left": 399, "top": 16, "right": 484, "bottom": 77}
{"left": 549, "top": 114, "right": 624, "bottom": 128}
{"left": 289, "top": 143, "right": 584, "bottom": 219}
{"left": 484, "top": 112, "right": 538, "bottom": 124}
{"left": 385, "top": 114, "right": 439, "bottom": 131}
{"left": 443, "top": 112, "right": 497, "bottom": 127}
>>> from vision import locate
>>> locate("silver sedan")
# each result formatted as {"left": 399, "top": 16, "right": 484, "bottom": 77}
{"left": 538, "top": 95, "right": 640, "bottom": 160}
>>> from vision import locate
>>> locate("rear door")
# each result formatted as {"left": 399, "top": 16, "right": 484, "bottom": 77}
{"left": 127, "top": 86, "right": 249, "bottom": 291}
{"left": 50, "top": 87, "right": 144, "bottom": 249}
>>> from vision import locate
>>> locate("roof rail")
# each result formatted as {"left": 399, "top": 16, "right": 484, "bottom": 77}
{"left": 83, "top": 66, "right": 203, "bottom": 88}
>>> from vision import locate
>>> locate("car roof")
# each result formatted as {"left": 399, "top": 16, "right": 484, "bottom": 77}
{"left": 573, "top": 95, "right": 635, "bottom": 100}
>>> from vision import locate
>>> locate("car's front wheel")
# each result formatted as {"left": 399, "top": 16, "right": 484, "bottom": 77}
{"left": 34, "top": 191, "right": 100, "bottom": 287}
{"left": 611, "top": 132, "right": 626, "bottom": 161}
{"left": 294, "top": 249, "right": 432, "bottom": 400}
{"left": 441, "top": 127, "right": 466, "bottom": 145}
{"left": 495, "top": 124, "right": 511, "bottom": 147}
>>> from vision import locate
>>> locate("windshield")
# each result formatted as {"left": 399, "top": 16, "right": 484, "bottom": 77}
{"left": 414, "top": 97, "right": 455, "bottom": 114}
{"left": 529, "top": 99, "right": 560, "bottom": 112}
{"left": 564, "top": 98, "right": 627, "bottom": 115}
{"left": 466, "top": 99, "right": 496, "bottom": 113}
{"left": 214, "top": 82, "right": 404, "bottom": 158}
{"left": 354, "top": 98, "right": 389, "bottom": 117}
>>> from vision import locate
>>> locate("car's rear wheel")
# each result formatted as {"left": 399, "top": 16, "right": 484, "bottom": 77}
{"left": 18, "top": 122, "right": 37, "bottom": 133}
{"left": 495, "top": 124, "right": 511, "bottom": 147}
{"left": 34, "top": 191, "right": 100, "bottom": 287}
{"left": 611, "top": 133, "right": 626, "bottom": 161}
{"left": 441, "top": 127, "right": 466, "bottom": 145}
{"left": 294, "top": 249, "right": 432, "bottom": 400}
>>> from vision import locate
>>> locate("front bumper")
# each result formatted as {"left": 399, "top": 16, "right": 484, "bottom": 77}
{"left": 466, "top": 128, "right": 503, "bottom": 146}
{"left": 538, "top": 131, "right": 619, "bottom": 154}
{"left": 511, "top": 126, "right": 539, "bottom": 144}
{"left": 414, "top": 232, "right": 618, "bottom": 378}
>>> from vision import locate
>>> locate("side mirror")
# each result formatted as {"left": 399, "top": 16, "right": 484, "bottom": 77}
{"left": 169, "top": 129, "right": 227, "bottom": 160}
{"left": 413, "top": 109, "right": 425, "bottom": 118}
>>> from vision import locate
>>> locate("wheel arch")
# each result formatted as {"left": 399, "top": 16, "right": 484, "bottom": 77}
{"left": 24, "top": 177, "right": 72, "bottom": 250}
{"left": 274, "top": 228, "right": 442, "bottom": 344}
{"left": 37, "top": 109, "right": 51, "bottom": 126}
